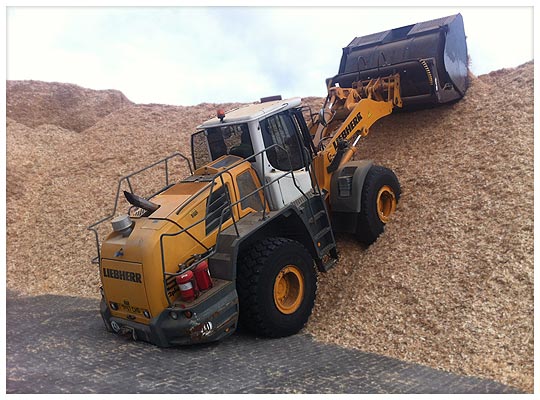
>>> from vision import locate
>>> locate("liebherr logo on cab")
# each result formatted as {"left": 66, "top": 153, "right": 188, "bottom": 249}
{"left": 103, "top": 268, "right": 142, "bottom": 283}
{"left": 332, "top": 111, "right": 362, "bottom": 150}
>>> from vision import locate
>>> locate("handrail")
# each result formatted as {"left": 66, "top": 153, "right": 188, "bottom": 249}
{"left": 87, "top": 152, "right": 192, "bottom": 265}
{"left": 300, "top": 105, "right": 316, "bottom": 125}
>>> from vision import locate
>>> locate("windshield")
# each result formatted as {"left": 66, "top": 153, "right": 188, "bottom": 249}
{"left": 191, "top": 123, "right": 254, "bottom": 170}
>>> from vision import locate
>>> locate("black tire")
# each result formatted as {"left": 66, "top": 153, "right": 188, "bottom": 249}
{"left": 236, "top": 237, "right": 317, "bottom": 338}
{"left": 356, "top": 165, "right": 401, "bottom": 245}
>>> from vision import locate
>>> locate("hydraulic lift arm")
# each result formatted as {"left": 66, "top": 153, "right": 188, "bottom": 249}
{"left": 311, "top": 73, "right": 402, "bottom": 193}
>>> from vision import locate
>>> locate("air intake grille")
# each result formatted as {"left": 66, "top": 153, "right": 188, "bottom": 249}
{"left": 205, "top": 185, "right": 232, "bottom": 235}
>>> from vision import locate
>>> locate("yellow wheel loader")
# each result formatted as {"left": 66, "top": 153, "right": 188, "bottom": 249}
{"left": 88, "top": 14, "right": 468, "bottom": 346}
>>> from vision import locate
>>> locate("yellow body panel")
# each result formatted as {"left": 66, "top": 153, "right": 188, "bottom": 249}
{"left": 100, "top": 156, "right": 266, "bottom": 324}
{"left": 101, "top": 259, "right": 148, "bottom": 323}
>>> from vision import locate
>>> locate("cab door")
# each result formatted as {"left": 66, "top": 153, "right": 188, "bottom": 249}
{"left": 258, "top": 111, "right": 313, "bottom": 209}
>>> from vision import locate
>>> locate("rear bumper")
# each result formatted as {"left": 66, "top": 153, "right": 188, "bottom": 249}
{"left": 100, "top": 282, "right": 239, "bottom": 347}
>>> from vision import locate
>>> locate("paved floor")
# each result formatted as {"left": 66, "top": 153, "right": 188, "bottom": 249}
{"left": 6, "top": 292, "right": 520, "bottom": 394}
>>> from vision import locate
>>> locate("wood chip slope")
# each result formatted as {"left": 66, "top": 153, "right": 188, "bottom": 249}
{"left": 304, "top": 62, "right": 534, "bottom": 392}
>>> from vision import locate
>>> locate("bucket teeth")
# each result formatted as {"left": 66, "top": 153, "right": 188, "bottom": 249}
{"left": 420, "top": 59, "right": 434, "bottom": 86}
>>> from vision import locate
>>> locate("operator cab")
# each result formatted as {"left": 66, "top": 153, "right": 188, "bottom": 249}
{"left": 190, "top": 97, "right": 315, "bottom": 210}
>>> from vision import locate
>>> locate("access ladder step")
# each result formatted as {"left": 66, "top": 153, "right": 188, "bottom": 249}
{"left": 314, "top": 226, "right": 332, "bottom": 241}
{"left": 309, "top": 210, "right": 328, "bottom": 224}
{"left": 321, "top": 257, "right": 338, "bottom": 272}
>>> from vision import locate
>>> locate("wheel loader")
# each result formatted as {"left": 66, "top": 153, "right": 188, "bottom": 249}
{"left": 88, "top": 14, "right": 468, "bottom": 346}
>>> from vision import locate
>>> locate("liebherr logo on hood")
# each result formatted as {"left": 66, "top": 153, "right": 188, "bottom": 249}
{"left": 103, "top": 268, "right": 142, "bottom": 283}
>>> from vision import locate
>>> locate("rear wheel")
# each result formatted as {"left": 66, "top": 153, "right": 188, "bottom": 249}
{"left": 356, "top": 165, "right": 401, "bottom": 245}
{"left": 236, "top": 237, "right": 317, "bottom": 337}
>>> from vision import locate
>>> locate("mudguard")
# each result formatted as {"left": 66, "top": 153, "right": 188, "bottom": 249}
{"left": 329, "top": 160, "right": 373, "bottom": 233}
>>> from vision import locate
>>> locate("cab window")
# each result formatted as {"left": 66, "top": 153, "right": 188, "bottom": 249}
{"left": 191, "top": 124, "right": 253, "bottom": 170}
{"left": 236, "top": 170, "right": 264, "bottom": 211}
{"left": 260, "top": 112, "right": 304, "bottom": 171}
{"left": 191, "top": 130, "right": 212, "bottom": 170}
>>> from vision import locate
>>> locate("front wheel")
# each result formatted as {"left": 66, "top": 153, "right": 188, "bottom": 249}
{"left": 356, "top": 165, "right": 401, "bottom": 245}
{"left": 236, "top": 237, "right": 317, "bottom": 338}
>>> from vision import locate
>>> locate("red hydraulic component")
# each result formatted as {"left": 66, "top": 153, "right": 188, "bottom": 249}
{"left": 176, "top": 270, "right": 198, "bottom": 302}
{"left": 194, "top": 260, "right": 213, "bottom": 291}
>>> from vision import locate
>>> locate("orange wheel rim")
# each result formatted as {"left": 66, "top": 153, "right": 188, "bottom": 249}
{"left": 273, "top": 265, "right": 304, "bottom": 314}
{"left": 377, "top": 185, "right": 396, "bottom": 223}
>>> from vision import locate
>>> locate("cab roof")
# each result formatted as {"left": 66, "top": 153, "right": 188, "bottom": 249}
{"left": 198, "top": 97, "right": 302, "bottom": 128}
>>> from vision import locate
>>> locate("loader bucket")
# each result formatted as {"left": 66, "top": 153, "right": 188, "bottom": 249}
{"left": 329, "top": 14, "right": 468, "bottom": 108}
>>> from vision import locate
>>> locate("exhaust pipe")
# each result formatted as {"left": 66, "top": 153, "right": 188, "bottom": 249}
{"left": 124, "top": 191, "right": 160, "bottom": 215}
{"left": 330, "top": 14, "right": 469, "bottom": 109}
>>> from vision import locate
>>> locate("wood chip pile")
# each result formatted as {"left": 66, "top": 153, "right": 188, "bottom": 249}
{"left": 6, "top": 61, "right": 533, "bottom": 392}
{"left": 7, "top": 81, "right": 133, "bottom": 133}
